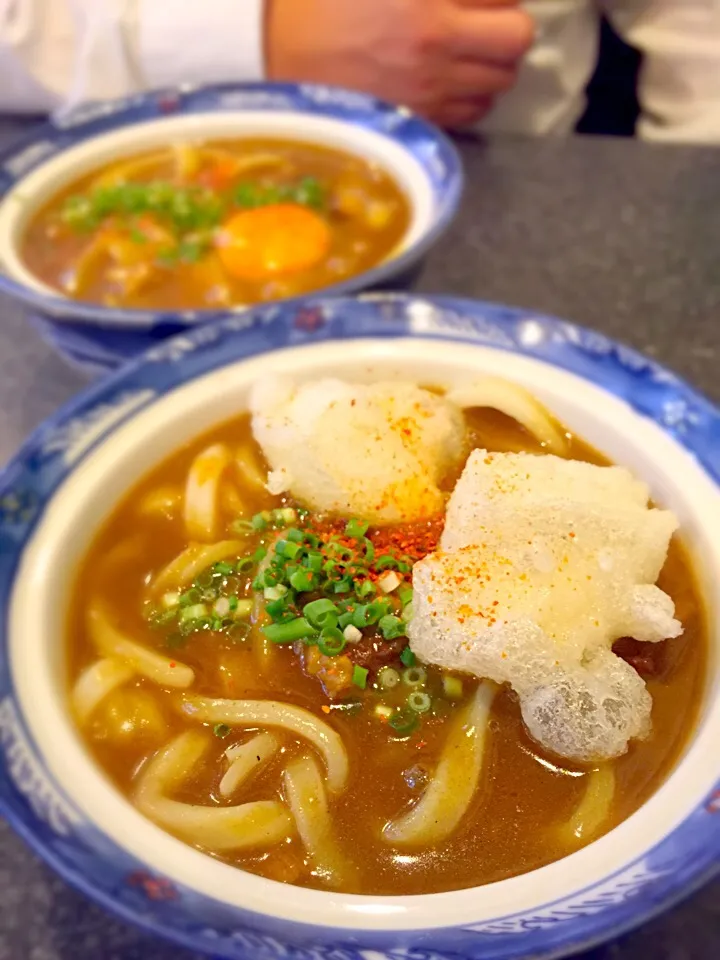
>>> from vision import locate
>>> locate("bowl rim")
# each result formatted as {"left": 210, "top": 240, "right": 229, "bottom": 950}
{"left": 0, "top": 81, "right": 463, "bottom": 329}
{"left": 1, "top": 293, "right": 719, "bottom": 960}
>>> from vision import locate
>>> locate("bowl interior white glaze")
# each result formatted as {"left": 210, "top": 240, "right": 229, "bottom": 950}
{"left": 0, "top": 113, "right": 435, "bottom": 299}
{"left": 9, "top": 338, "right": 720, "bottom": 932}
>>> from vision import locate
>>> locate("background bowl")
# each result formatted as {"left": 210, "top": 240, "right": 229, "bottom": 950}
{"left": 0, "top": 83, "right": 462, "bottom": 375}
{"left": 1, "top": 294, "right": 719, "bottom": 960}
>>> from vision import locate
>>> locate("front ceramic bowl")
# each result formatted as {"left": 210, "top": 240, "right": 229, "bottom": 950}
{"left": 1, "top": 294, "right": 719, "bottom": 960}
{"left": 0, "top": 83, "right": 462, "bottom": 374}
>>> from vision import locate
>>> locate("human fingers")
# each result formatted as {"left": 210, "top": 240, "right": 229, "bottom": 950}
{"left": 446, "top": 7, "right": 535, "bottom": 65}
{"left": 442, "top": 58, "right": 518, "bottom": 98}
{"left": 431, "top": 95, "right": 495, "bottom": 128}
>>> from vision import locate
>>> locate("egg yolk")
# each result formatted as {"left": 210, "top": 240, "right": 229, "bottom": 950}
{"left": 216, "top": 204, "right": 332, "bottom": 281}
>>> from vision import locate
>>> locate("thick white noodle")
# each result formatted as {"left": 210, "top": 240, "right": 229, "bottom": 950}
{"left": 220, "top": 732, "right": 281, "bottom": 798}
{"left": 151, "top": 539, "right": 247, "bottom": 593}
{"left": 88, "top": 599, "right": 194, "bottom": 689}
{"left": 184, "top": 443, "right": 232, "bottom": 541}
{"left": 179, "top": 695, "right": 349, "bottom": 794}
{"left": 283, "top": 754, "right": 356, "bottom": 889}
{"left": 71, "top": 657, "right": 135, "bottom": 724}
{"left": 561, "top": 765, "right": 616, "bottom": 843}
{"left": 446, "top": 378, "right": 567, "bottom": 455}
{"left": 135, "top": 731, "right": 291, "bottom": 851}
{"left": 251, "top": 535, "right": 281, "bottom": 674}
{"left": 137, "top": 485, "right": 183, "bottom": 518}
{"left": 236, "top": 443, "right": 268, "bottom": 491}
{"left": 383, "top": 681, "right": 496, "bottom": 846}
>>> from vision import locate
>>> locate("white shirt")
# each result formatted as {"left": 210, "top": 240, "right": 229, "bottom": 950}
{"left": 0, "top": 0, "right": 719, "bottom": 143}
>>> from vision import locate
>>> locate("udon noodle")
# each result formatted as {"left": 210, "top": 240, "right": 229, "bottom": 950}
{"left": 66, "top": 376, "right": 707, "bottom": 894}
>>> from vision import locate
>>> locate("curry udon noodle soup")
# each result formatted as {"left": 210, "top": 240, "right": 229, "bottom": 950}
{"left": 68, "top": 376, "right": 706, "bottom": 894}
{"left": 21, "top": 139, "right": 410, "bottom": 310}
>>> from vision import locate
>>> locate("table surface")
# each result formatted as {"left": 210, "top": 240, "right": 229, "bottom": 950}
{"left": 0, "top": 118, "right": 719, "bottom": 960}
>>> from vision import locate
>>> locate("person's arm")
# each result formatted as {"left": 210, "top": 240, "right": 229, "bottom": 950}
{"left": 0, "top": 0, "right": 265, "bottom": 114}
{"left": 603, "top": 0, "right": 720, "bottom": 143}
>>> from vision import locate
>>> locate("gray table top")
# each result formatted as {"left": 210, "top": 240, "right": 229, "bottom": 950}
{"left": 0, "top": 119, "right": 718, "bottom": 959}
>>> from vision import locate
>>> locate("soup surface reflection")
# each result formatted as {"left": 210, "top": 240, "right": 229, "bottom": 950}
{"left": 22, "top": 139, "right": 410, "bottom": 310}
{"left": 66, "top": 407, "right": 707, "bottom": 894}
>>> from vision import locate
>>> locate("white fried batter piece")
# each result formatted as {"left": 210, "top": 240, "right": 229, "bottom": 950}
{"left": 409, "top": 450, "right": 682, "bottom": 762}
{"left": 250, "top": 377, "right": 466, "bottom": 525}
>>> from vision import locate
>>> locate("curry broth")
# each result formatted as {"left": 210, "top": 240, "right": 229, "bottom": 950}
{"left": 66, "top": 409, "right": 707, "bottom": 894}
{"left": 23, "top": 139, "right": 411, "bottom": 310}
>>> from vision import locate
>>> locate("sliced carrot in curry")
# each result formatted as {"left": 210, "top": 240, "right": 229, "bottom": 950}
{"left": 216, "top": 204, "right": 331, "bottom": 281}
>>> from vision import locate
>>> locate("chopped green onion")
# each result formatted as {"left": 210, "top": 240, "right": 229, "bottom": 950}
{"left": 374, "top": 555, "right": 400, "bottom": 571}
{"left": 235, "top": 557, "right": 254, "bottom": 574}
{"left": 228, "top": 596, "right": 239, "bottom": 612}
{"left": 398, "top": 586, "right": 414, "bottom": 608}
{"left": 285, "top": 527, "right": 305, "bottom": 542}
{"left": 230, "top": 519, "right": 255, "bottom": 535}
{"left": 280, "top": 541, "right": 302, "bottom": 560}
{"left": 354, "top": 579, "right": 376, "bottom": 600}
{"left": 345, "top": 519, "right": 369, "bottom": 539}
{"left": 366, "top": 599, "right": 390, "bottom": 623}
{"left": 378, "top": 667, "right": 401, "bottom": 689}
{"left": 263, "top": 617, "right": 316, "bottom": 644}
{"left": 352, "top": 665, "right": 369, "bottom": 689}
{"left": 234, "top": 599, "right": 252, "bottom": 618}
{"left": 354, "top": 537, "right": 373, "bottom": 562}
{"left": 264, "top": 584, "right": 288, "bottom": 601}
{"left": 378, "top": 571, "right": 402, "bottom": 594}
{"left": 400, "top": 646, "right": 416, "bottom": 668}
{"left": 305, "top": 551, "right": 324, "bottom": 573}
{"left": 325, "top": 542, "right": 355, "bottom": 561}
{"left": 333, "top": 576, "right": 353, "bottom": 594}
{"left": 443, "top": 676, "right": 464, "bottom": 700}
{"left": 402, "top": 666, "right": 427, "bottom": 688}
{"left": 213, "top": 723, "right": 232, "bottom": 739}
{"left": 251, "top": 511, "right": 270, "bottom": 531}
{"left": 265, "top": 598, "right": 289, "bottom": 620}
{"left": 213, "top": 561, "right": 235, "bottom": 575}
{"left": 179, "top": 588, "right": 202, "bottom": 607}
{"left": 388, "top": 708, "right": 419, "bottom": 737}
{"left": 337, "top": 611, "right": 355, "bottom": 629}
{"left": 343, "top": 624, "right": 362, "bottom": 644}
{"left": 273, "top": 507, "right": 297, "bottom": 526}
{"left": 195, "top": 569, "right": 216, "bottom": 590}
{"left": 149, "top": 608, "right": 178, "bottom": 628}
{"left": 252, "top": 547, "right": 267, "bottom": 563}
{"left": 304, "top": 598, "right": 340, "bottom": 628}
{"left": 379, "top": 614, "right": 406, "bottom": 640}
{"left": 161, "top": 591, "right": 180, "bottom": 609}
{"left": 289, "top": 568, "right": 315, "bottom": 592}
{"left": 213, "top": 597, "right": 231, "bottom": 617}
{"left": 180, "top": 603, "right": 208, "bottom": 622}
{"left": 227, "top": 621, "right": 251, "bottom": 642}
{"left": 407, "top": 691, "right": 432, "bottom": 713}
{"left": 317, "top": 626, "right": 347, "bottom": 657}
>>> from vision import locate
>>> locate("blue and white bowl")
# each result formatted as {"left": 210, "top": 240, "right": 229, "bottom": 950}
{"left": 0, "top": 83, "right": 463, "bottom": 374}
{"left": 1, "top": 294, "right": 719, "bottom": 960}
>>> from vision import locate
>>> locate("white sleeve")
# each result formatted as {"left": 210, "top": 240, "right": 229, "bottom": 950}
{"left": 603, "top": 1, "right": 720, "bottom": 144}
{"left": 0, "top": 0, "right": 266, "bottom": 115}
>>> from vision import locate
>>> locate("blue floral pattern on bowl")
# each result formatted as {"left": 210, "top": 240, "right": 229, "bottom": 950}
{"left": 0, "top": 82, "right": 463, "bottom": 374}
{"left": 0, "top": 294, "right": 718, "bottom": 960}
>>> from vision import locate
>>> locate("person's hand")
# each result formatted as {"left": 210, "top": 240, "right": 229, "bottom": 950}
{"left": 265, "top": 0, "right": 534, "bottom": 128}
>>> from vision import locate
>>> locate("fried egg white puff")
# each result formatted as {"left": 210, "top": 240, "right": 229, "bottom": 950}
{"left": 249, "top": 377, "right": 466, "bottom": 525}
{"left": 409, "top": 449, "right": 682, "bottom": 762}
